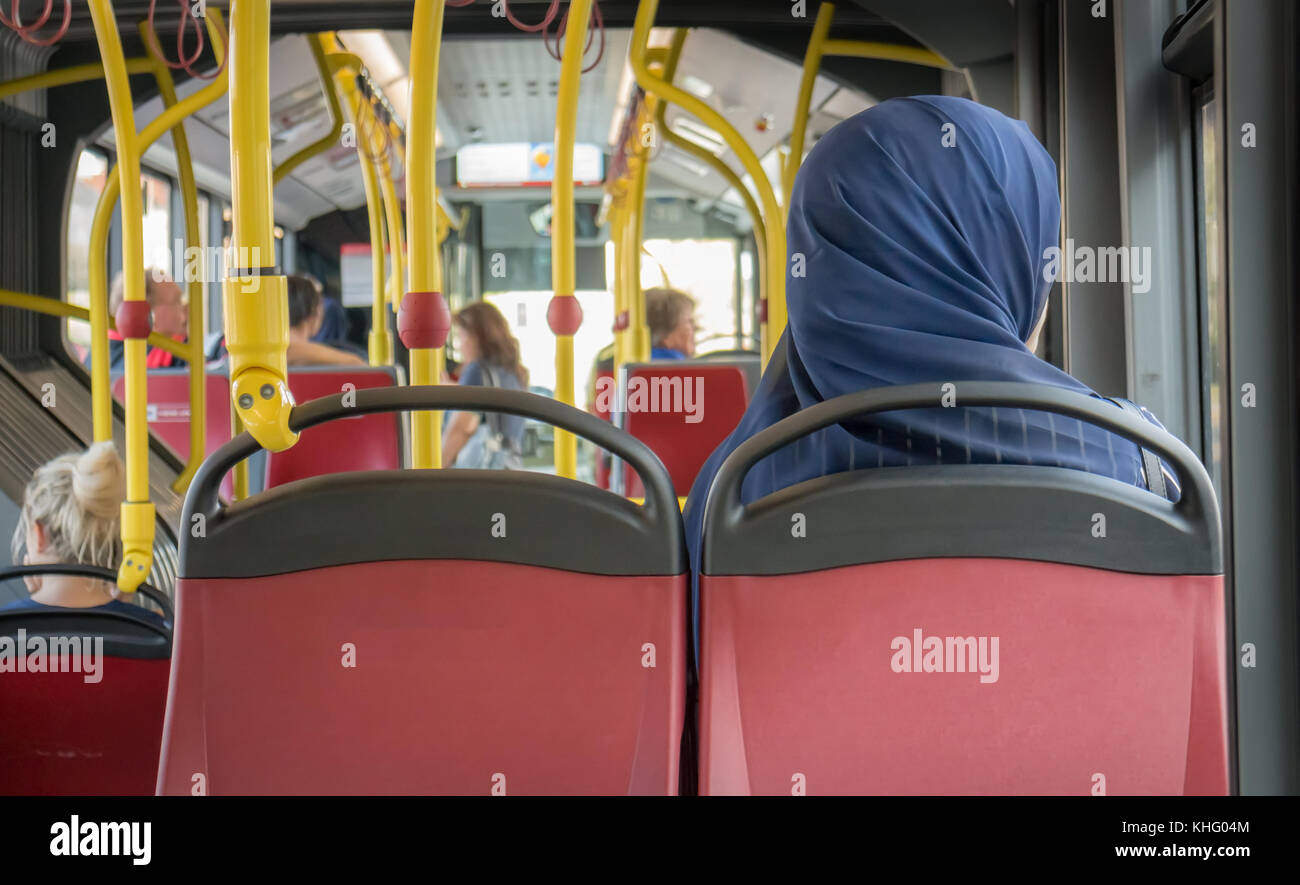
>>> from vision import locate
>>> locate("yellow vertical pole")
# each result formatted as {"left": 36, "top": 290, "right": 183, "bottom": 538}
{"left": 86, "top": 0, "right": 153, "bottom": 593}
{"left": 378, "top": 139, "right": 405, "bottom": 364}
{"left": 784, "top": 2, "right": 835, "bottom": 215}
{"left": 403, "top": 0, "right": 448, "bottom": 469}
{"left": 339, "top": 77, "right": 391, "bottom": 366}
{"left": 549, "top": 0, "right": 594, "bottom": 479}
{"left": 610, "top": 198, "right": 632, "bottom": 371}
{"left": 627, "top": 104, "right": 652, "bottom": 363}
{"left": 140, "top": 20, "right": 206, "bottom": 494}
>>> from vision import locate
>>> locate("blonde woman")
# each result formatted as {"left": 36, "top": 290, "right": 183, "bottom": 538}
{"left": 2, "top": 442, "right": 165, "bottom": 628}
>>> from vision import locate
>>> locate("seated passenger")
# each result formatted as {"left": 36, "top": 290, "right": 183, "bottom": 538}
{"left": 286, "top": 275, "right": 365, "bottom": 367}
{"left": 106, "top": 268, "right": 188, "bottom": 370}
{"left": 684, "top": 96, "right": 1180, "bottom": 583}
{"left": 1, "top": 442, "right": 166, "bottom": 629}
{"left": 442, "top": 301, "right": 528, "bottom": 468}
{"left": 646, "top": 287, "right": 697, "bottom": 359}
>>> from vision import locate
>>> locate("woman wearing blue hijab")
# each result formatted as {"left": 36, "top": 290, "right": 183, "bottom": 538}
{"left": 683, "top": 96, "right": 1176, "bottom": 620}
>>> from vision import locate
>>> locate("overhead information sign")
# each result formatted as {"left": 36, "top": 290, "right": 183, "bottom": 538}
{"left": 456, "top": 142, "right": 604, "bottom": 188}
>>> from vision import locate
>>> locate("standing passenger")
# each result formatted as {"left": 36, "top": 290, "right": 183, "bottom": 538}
{"left": 442, "top": 302, "right": 528, "bottom": 468}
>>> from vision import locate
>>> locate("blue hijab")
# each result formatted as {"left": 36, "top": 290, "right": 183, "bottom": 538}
{"left": 684, "top": 96, "right": 1161, "bottom": 592}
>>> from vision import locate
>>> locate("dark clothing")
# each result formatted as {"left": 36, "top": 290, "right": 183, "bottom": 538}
{"left": 455, "top": 360, "right": 527, "bottom": 450}
{"left": 0, "top": 596, "right": 168, "bottom": 630}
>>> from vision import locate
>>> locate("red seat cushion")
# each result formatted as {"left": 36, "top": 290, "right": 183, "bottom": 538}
{"left": 699, "top": 558, "right": 1227, "bottom": 795}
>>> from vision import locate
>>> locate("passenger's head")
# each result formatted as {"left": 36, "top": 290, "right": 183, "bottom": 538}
{"left": 453, "top": 301, "right": 526, "bottom": 381}
{"left": 11, "top": 443, "right": 125, "bottom": 585}
{"left": 646, "top": 287, "right": 696, "bottom": 357}
{"left": 785, "top": 96, "right": 1061, "bottom": 395}
{"left": 287, "top": 275, "right": 324, "bottom": 337}
{"left": 109, "top": 268, "right": 187, "bottom": 339}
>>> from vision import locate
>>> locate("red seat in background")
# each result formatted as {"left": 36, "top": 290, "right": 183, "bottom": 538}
{"left": 617, "top": 361, "right": 750, "bottom": 498}
{"left": 157, "top": 386, "right": 687, "bottom": 795}
{"left": 697, "top": 382, "right": 1229, "bottom": 795}
{"left": 266, "top": 366, "right": 404, "bottom": 488}
{"left": 0, "top": 571, "right": 172, "bottom": 796}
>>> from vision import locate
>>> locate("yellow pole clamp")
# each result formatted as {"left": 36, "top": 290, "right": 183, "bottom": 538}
{"left": 225, "top": 0, "right": 296, "bottom": 452}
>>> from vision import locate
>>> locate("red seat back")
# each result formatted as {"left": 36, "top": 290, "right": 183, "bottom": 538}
{"left": 0, "top": 586, "right": 172, "bottom": 796}
{"left": 158, "top": 386, "right": 687, "bottom": 794}
{"left": 697, "top": 382, "right": 1229, "bottom": 795}
{"left": 264, "top": 367, "right": 403, "bottom": 488}
{"left": 619, "top": 362, "right": 749, "bottom": 498}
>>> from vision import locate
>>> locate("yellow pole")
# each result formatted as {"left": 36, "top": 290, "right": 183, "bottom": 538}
{"left": 86, "top": 0, "right": 153, "bottom": 594}
{"left": 549, "top": 0, "right": 594, "bottom": 479}
{"left": 654, "top": 29, "right": 767, "bottom": 347}
{"left": 404, "top": 0, "right": 448, "bottom": 469}
{"left": 340, "top": 77, "right": 391, "bottom": 366}
{"left": 0, "top": 58, "right": 154, "bottom": 101}
{"left": 141, "top": 19, "right": 206, "bottom": 494}
{"left": 379, "top": 162, "right": 406, "bottom": 338}
{"left": 609, "top": 198, "right": 632, "bottom": 371}
{"left": 627, "top": 135, "right": 651, "bottom": 362}
{"left": 87, "top": 10, "right": 227, "bottom": 444}
{"left": 273, "top": 34, "right": 345, "bottom": 186}
{"left": 224, "top": 0, "right": 297, "bottom": 453}
{"left": 629, "top": 0, "right": 786, "bottom": 365}
{"left": 784, "top": 2, "right": 835, "bottom": 214}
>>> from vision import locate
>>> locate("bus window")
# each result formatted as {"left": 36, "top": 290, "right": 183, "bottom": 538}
{"left": 1194, "top": 88, "right": 1225, "bottom": 497}
{"left": 64, "top": 148, "right": 109, "bottom": 360}
{"left": 141, "top": 171, "right": 172, "bottom": 274}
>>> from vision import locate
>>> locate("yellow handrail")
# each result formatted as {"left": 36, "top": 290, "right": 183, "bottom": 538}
{"left": 86, "top": 11, "right": 227, "bottom": 449}
{"left": 272, "top": 34, "right": 345, "bottom": 186}
{"left": 653, "top": 29, "right": 767, "bottom": 348}
{"left": 0, "top": 58, "right": 154, "bottom": 101}
{"left": 140, "top": 19, "right": 206, "bottom": 494}
{"left": 405, "top": 0, "right": 447, "bottom": 469}
{"left": 629, "top": 0, "right": 786, "bottom": 365}
{"left": 783, "top": 3, "right": 958, "bottom": 211}
{"left": 86, "top": 0, "right": 153, "bottom": 594}
{"left": 224, "top": 0, "right": 297, "bottom": 454}
{"left": 550, "top": 0, "right": 595, "bottom": 480}
{"left": 0, "top": 289, "right": 189, "bottom": 357}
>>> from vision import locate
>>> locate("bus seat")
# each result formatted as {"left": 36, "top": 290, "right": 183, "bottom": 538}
{"left": 698, "top": 349, "right": 760, "bottom": 396}
{"left": 0, "top": 568, "right": 172, "bottom": 796}
{"left": 264, "top": 366, "right": 404, "bottom": 488}
{"left": 617, "top": 361, "right": 750, "bottom": 498}
{"left": 157, "top": 386, "right": 687, "bottom": 795}
{"left": 697, "top": 382, "right": 1228, "bottom": 795}
{"left": 112, "top": 368, "right": 233, "bottom": 463}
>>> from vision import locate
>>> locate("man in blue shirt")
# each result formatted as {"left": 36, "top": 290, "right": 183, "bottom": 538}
{"left": 646, "top": 287, "right": 697, "bottom": 359}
